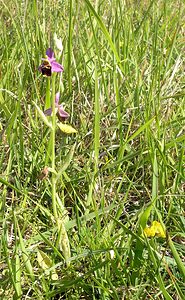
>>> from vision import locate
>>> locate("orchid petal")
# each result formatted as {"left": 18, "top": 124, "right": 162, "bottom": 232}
{"left": 55, "top": 92, "right": 60, "bottom": 104}
{"left": 44, "top": 108, "right": 52, "bottom": 116}
{"left": 46, "top": 48, "right": 54, "bottom": 59}
{"left": 58, "top": 105, "right": 69, "bottom": 119}
{"left": 51, "top": 61, "right": 64, "bottom": 73}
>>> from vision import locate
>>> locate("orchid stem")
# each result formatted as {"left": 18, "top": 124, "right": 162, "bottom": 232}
{"left": 45, "top": 77, "right": 51, "bottom": 166}
{"left": 45, "top": 77, "right": 51, "bottom": 110}
{"left": 51, "top": 73, "right": 57, "bottom": 221}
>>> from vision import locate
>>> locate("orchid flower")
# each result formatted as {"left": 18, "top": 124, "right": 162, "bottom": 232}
{"left": 39, "top": 48, "right": 63, "bottom": 76}
{"left": 44, "top": 92, "right": 69, "bottom": 121}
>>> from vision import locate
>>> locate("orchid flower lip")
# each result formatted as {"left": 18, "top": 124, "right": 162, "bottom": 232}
{"left": 41, "top": 58, "right": 51, "bottom": 64}
{"left": 39, "top": 63, "right": 52, "bottom": 77}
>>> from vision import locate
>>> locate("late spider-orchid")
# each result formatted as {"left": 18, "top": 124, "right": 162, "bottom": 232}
{"left": 39, "top": 48, "right": 63, "bottom": 76}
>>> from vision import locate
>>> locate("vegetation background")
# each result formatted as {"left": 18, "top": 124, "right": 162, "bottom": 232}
{"left": 0, "top": 0, "right": 185, "bottom": 299}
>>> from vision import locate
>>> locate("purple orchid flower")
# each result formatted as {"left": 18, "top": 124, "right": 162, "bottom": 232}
{"left": 44, "top": 92, "right": 69, "bottom": 121}
{"left": 39, "top": 48, "right": 63, "bottom": 76}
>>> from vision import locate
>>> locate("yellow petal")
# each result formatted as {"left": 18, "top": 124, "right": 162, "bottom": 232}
{"left": 152, "top": 221, "right": 161, "bottom": 228}
{"left": 144, "top": 221, "right": 166, "bottom": 238}
{"left": 153, "top": 222, "right": 166, "bottom": 238}
{"left": 58, "top": 123, "right": 77, "bottom": 134}
{"left": 144, "top": 227, "right": 155, "bottom": 237}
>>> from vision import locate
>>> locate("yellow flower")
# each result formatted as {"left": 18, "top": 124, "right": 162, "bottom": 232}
{"left": 144, "top": 226, "right": 156, "bottom": 237}
{"left": 144, "top": 221, "right": 166, "bottom": 238}
{"left": 152, "top": 221, "right": 166, "bottom": 238}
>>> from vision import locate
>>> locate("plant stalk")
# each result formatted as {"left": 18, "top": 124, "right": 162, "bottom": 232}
{"left": 51, "top": 73, "right": 57, "bottom": 221}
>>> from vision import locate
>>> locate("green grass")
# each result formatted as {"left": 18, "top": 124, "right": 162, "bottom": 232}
{"left": 0, "top": 0, "right": 185, "bottom": 299}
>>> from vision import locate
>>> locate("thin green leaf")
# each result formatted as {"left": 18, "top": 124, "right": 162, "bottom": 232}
{"left": 17, "top": 222, "right": 35, "bottom": 281}
{"left": 33, "top": 101, "right": 53, "bottom": 129}
{"left": 56, "top": 143, "right": 76, "bottom": 180}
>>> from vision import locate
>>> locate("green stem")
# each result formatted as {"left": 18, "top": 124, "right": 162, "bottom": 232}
{"left": 45, "top": 77, "right": 51, "bottom": 110}
{"left": 45, "top": 77, "right": 51, "bottom": 165}
{"left": 51, "top": 74, "right": 57, "bottom": 221}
